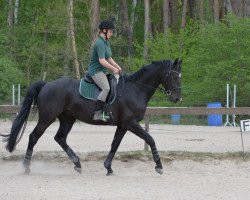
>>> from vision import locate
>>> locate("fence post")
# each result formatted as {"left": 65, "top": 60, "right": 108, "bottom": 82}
{"left": 144, "top": 114, "right": 149, "bottom": 151}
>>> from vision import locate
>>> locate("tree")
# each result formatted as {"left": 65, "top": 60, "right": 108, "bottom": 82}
{"left": 189, "top": 0, "right": 195, "bottom": 20}
{"left": 7, "top": 0, "right": 15, "bottom": 58}
{"left": 67, "top": 0, "right": 80, "bottom": 79}
{"left": 163, "top": 0, "right": 170, "bottom": 35}
{"left": 7, "top": 0, "right": 14, "bottom": 27}
{"left": 170, "top": 0, "right": 178, "bottom": 33}
{"left": 14, "top": 0, "right": 19, "bottom": 24}
{"left": 130, "top": 0, "right": 137, "bottom": 36}
{"left": 214, "top": 0, "right": 220, "bottom": 24}
{"left": 199, "top": 0, "right": 205, "bottom": 23}
{"left": 119, "top": 0, "right": 133, "bottom": 57}
{"left": 144, "top": 0, "right": 152, "bottom": 61}
{"left": 181, "top": 0, "right": 188, "bottom": 28}
{"left": 90, "top": 0, "right": 100, "bottom": 44}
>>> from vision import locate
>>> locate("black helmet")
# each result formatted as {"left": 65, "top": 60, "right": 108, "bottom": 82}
{"left": 99, "top": 20, "right": 115, "bottom": 30}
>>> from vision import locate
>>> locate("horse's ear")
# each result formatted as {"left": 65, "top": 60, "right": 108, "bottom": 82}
{"left": 173, "top": 58, "right": 179, "bottom": 65}
{"left": 179, "top": 58, "right": 183, "bottom": 65}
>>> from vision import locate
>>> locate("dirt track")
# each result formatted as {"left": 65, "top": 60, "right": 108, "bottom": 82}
{"left": 1, "top": 121, "right": 250, "bottom": 200}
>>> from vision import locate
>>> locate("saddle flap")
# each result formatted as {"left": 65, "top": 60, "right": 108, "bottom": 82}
{"left": 79, "top": 73, "right": 117, "bottom": 104}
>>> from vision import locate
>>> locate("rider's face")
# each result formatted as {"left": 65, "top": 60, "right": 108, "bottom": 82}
{"left": 106, "top": 29, "right": 113, "bottom": 39}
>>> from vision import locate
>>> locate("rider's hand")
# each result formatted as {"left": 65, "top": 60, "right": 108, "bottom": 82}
{"left": 113, "top": 68, "right": 120, "bottom": 74}
{"left": 117, "top": 66, "right": 122, "bottom": 71}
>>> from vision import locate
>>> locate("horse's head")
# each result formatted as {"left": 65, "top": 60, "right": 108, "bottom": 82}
{"left": 161, "top": 58, "right": 182, "bottom": 103}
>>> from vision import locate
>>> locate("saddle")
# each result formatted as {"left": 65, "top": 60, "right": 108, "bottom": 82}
{"left": 79, "top": 72, "right": 117, "bottom": 105}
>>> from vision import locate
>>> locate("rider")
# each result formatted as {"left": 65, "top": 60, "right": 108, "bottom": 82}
{"left": 88, "top": 19, "right": 122, "bottom": 121}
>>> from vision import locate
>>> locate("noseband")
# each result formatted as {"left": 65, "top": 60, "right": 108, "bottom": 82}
{"left": 164, "top": 69, "right": 181, "bottom": 96}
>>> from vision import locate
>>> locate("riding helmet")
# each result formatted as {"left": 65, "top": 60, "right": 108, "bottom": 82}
{"left": 99, "top": 20, "right": 115, "bottom": 30}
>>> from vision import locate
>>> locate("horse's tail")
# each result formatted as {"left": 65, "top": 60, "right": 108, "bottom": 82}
{"left": 1, "top": 80, "right": 46, "bottom": 152}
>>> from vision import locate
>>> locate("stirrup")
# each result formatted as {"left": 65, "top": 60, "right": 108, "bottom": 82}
{"left": 93, "top": 111, "right": 110, "bottom": 122}
{"left": 102, "top": 112, "right": 110, "bottom": 122}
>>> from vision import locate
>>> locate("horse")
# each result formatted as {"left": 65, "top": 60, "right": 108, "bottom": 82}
{"left": 1, "top": 58, "right": 182, "bottom": 175}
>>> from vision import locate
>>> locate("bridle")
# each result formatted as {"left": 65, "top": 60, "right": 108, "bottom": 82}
{"left": 122, "top": 67, "right": 181, "bottom": 96}
{"left": 164, "top": 69, "right": 181, "bottom": 96}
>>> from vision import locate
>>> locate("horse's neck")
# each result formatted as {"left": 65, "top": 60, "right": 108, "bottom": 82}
{"left": 131, "top": 65, "right": 161, "bottom": 102}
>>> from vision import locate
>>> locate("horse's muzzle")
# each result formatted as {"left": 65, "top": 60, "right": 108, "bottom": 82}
{"left": 169, "top": 96, "right": 182, "bottom": 103}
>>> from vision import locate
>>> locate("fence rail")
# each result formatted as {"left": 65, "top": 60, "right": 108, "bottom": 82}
{"left": 0, "top": 105, "right": 20, "bottom": 113}
{"left": 146, "top": 107, "right": 250, "bottom": 115}
{"left": 1, "top": 105, "right": 250, "bottom": 115}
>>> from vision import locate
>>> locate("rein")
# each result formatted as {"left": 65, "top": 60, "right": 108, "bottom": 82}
{"left": 121, "top": 68, "right": 181, "bottom": 96}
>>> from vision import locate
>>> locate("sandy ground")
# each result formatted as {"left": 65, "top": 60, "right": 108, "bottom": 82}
{"left": 1, "top": 121, "right": 250, "bottom": 200}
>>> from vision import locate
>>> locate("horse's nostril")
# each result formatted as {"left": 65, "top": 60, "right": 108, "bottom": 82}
{"left": 175, "top": 97, "right": 182, "bottom": 102}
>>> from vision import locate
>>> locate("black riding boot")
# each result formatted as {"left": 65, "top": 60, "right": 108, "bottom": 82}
{"left": 93, "top": 100, "right": 110, "bottom": 121}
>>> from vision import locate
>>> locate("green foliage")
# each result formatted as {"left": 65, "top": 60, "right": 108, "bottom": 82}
{"left": 0, "top": 57, "right": 24, "bottom": 103}
{"left": 131, "top": 15, "right": 250, "bottom": 107}
{"left": 185, "top": 15, "right": 250, "bottom": 106}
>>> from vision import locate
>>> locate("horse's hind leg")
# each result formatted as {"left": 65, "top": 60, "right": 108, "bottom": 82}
{"left": 54, "top": 115, "right": 81, "bottom": 174}
{"left": 23, "top": 120, "right": 52, "bottom": 174}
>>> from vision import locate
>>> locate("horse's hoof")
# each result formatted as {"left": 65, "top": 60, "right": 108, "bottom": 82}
{"left": 106, "top": 168, "right": 114, "bottom": 176}
{"left": 155, "top": 167, "right": 163, "bottom": 175}
{"left": 106, "top": 171, "right": 114, "bottom": 176}
{"left": 74, "top": 166, "right": 82, "bottom": 174}
{"left": 24, "top": 167, "right": 31, "bottom": 174}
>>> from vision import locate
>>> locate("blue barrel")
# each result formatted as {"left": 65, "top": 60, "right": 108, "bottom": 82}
{"left": 171, "top": 114, "right": 181, "bottom": 125}
{"left": 207, "top": 102, "right": 222, "bottom": 126}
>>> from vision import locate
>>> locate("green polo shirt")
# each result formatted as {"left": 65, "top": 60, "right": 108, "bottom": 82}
{"left": 88, "top": 36, "right": 112, "bottom": 76}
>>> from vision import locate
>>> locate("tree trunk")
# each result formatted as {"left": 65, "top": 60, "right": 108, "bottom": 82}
{"left": 181, "top": 0, "right": 188, "bottom": 28}
{"left": 90, "top": 0, "right": 100, "bottom": 44}
{"left": 67, "top": 0, "right": 80, "bottom": 80}
{"left": 199, "top": 0, "right": 205, "bottom": 23}
{"left": 63, "top": 29, "right": 70, "bottom": 76}
{"left": 242, "top": 0, "right": 246, "bottom": 17}
{"left": 163, "top": 0, "right": 170, "bottom": 35}
{"left": 120, "top": 0, "right": 133, "bottom": 56}
{"left": 14, "top": 0, "right": 19, "bottom": 24}
{"left": 42, "top": 28, "right": 48, "bottom": 80}
{"left": 219, "top": 0, "right": 226, "bottom": 20}
{"left": 130, "top": 0, "right": 137, "bottom": 39}
{"left": 230, "top": 0, "right": 245, "bottom": 17}
{"left": 170, "top": 0, "right": 178, "bottom": 33}
{"left": 189, "top": 0, "right": 195, "bottom": 20}
{"left": 214, "top": 0, "right": 220, "bottom": 24}
{"left": 230, "top": 0, "right": 240, "bottom": 16}
{"left": 144, "top": 0, "right": 152, "bottom": 61}
{"left": 8, "top": 0, "right": 14, "bottom": 27}
{"left": 7, "top": 0, "right": 15, "bottom": 58}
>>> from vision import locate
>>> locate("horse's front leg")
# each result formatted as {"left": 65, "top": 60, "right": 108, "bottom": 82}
{"left": 104, "top": 126, "right": 127, "bottom": 175}
{"left": 128, "top": 121, "right": 163, "bottom": 174}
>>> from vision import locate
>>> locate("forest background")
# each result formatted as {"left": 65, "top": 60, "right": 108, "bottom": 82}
{"left": 0, "top": 0, "right": 250, "bottom": 108}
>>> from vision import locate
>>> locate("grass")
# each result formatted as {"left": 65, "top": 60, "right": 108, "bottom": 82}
{"left": 2, "top": 150, "right": 250, "bottom": 163}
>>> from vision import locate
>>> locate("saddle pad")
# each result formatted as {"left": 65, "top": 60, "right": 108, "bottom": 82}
{"left": 79, "top": 78, "right": 100, "bottom": 101}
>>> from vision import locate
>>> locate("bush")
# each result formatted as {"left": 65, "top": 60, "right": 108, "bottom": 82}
{"left": 0, "top": 57, "right": 24, "bottom": 104}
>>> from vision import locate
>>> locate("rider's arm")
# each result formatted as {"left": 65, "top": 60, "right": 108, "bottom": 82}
{"left": 99, "top": 58, "right": 119, "bottom": 73}
{"left": 108, "top": 57, "right": 122, "bottom": 71}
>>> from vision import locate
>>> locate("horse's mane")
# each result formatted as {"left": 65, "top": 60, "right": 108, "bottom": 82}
{"left": 127, "top": 60, "right": 171, "bottom": 80}
{"left": 128, "top": 65, "right": 148, "bottom": 80}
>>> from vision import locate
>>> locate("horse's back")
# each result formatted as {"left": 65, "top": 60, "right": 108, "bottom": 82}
{"left": 37, "top": 77, "right": 79, "bottom": 113}
{"left": 40, "top": 77, "right": 78, "bottom": 97}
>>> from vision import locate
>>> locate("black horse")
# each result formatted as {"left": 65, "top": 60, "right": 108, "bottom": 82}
{"left": 1, "top": 58, "right": 182, "bottom": 175}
